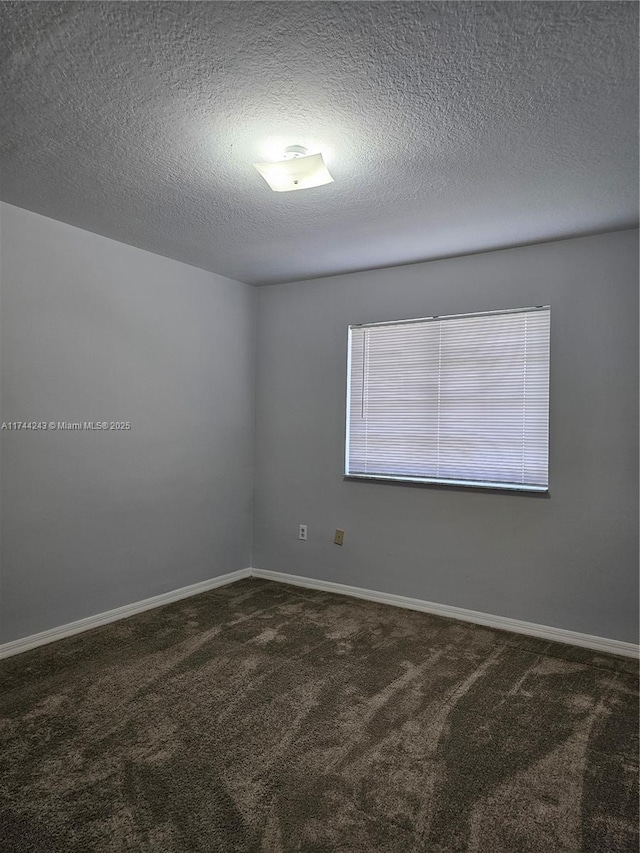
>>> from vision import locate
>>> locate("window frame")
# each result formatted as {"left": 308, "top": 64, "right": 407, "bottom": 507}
{"left": 344, "top": 305, "right": 551, "bottom": 494}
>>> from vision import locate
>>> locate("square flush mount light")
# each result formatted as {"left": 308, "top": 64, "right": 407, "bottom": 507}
{"left": 253, "top": 145, "right": 334, "bottom": 192}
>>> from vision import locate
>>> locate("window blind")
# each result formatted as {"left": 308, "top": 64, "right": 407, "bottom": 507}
{"left": 346, "top": 306, "right": 550, "bottom": 492}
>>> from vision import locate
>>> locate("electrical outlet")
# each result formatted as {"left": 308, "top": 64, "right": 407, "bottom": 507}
{"left": 299, "top": 524, "right": 308, "bottom": 541}
{"left": 334, "top": 529, "right": 345, "bottom": 546}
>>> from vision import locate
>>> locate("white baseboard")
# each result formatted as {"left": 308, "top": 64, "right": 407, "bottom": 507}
{"left": 2, "top": 565, "right": 637, "bottom": 662}
{"left": 250, "top": 568, "right": 639, "bottom": 660}
{"left": 0, "top": 568, "right": 252, "bottom": 660}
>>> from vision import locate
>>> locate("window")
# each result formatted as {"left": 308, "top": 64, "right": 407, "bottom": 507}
{"left": 345, "top": 306, "right": 550, "bottom": 492}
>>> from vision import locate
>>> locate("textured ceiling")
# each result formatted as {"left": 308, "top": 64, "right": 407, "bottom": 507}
{"left": 1, "top": 2, "right": 638, "bottom": 285}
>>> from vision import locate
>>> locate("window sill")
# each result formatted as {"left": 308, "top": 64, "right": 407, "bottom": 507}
{"left": 344, "top": 472, "right": 549, "bottom": 494}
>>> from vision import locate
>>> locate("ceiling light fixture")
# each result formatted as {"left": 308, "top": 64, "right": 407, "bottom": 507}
{"left": 253, "top": 145, "right": 334, "bottom": 192}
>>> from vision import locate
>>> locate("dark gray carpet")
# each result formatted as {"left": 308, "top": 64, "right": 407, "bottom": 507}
{"left": 0, "top": 577, "right": 638, "bottom": 852}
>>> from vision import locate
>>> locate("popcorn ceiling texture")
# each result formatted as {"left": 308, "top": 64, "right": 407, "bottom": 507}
{"left": 0, "top": 1, "right": 637, "bottom": 285}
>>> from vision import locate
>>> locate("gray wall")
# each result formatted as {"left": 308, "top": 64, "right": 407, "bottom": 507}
{"left": 0, "top": 202, "right": 256, "bottom": 643}
{"left": 2, "top": 209, "right": 637, "bottom": 646}
{"left": 253, "top": 229, "right": 639, "bottom": 644}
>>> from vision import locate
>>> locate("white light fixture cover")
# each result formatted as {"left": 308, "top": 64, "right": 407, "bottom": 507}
{"left": 253, "top": 147, "right": 334, "bottom": 192}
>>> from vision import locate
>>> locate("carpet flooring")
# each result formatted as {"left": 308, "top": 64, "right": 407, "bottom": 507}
{"left": 0, "top": 577, "right": 638, "bottom": 853}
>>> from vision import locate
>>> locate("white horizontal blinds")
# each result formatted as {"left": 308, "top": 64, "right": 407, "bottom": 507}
{"left": 348, "top": 323, "right": 441, "bottom": 477}
{"left": 437, "top": 309, "right": 549, "bottom": 486}
{"left": 347, "top": 307, "right": 550, "bottom": 489}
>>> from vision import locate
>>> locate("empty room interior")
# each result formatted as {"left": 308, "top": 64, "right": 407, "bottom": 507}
{"left": 0, "top": 2, "right": 638, "bottom": 852}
